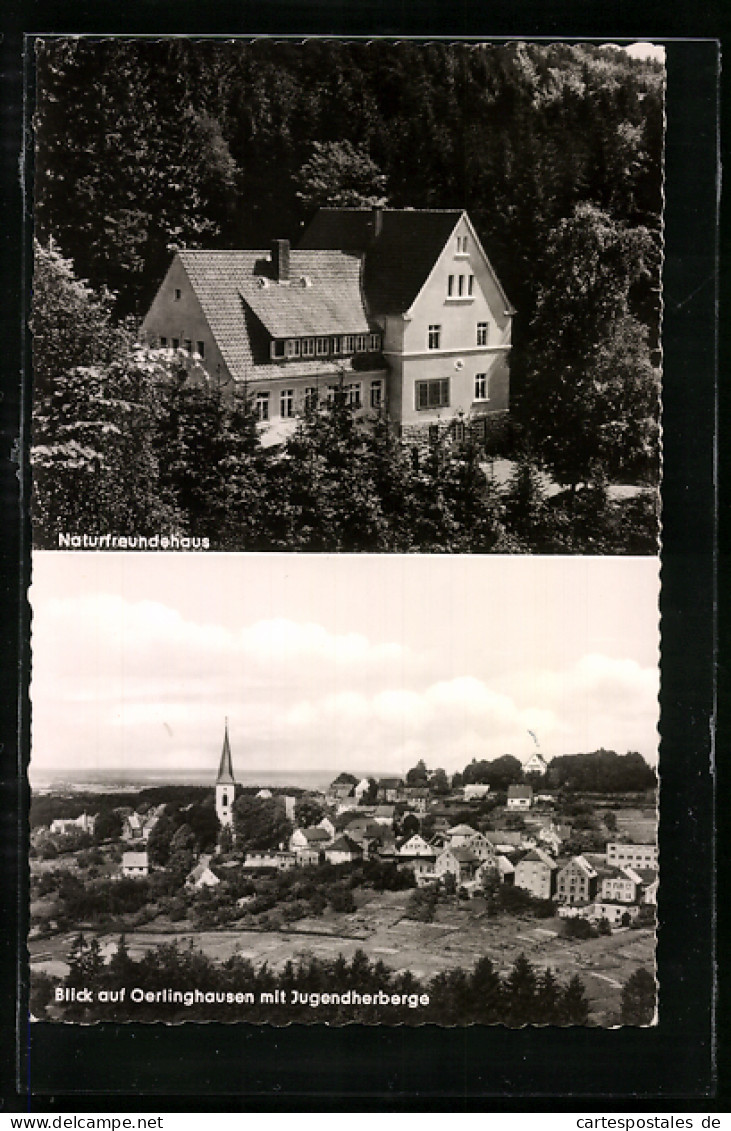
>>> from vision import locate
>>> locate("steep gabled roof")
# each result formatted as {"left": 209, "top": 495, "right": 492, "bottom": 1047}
{"left": 299, "top": 208, "right": 464, "bottom": 315}
{"left": 327, "top": 835, "right": 363, "bottom": 854}
{"left": 519, "top": 848, "right": 557, "bottom": 870}
{"left": 177, "top": 249, "right": 370, "bottom": 382}
{"left": 216, "top": 722, "right": 235, "bottom": 785}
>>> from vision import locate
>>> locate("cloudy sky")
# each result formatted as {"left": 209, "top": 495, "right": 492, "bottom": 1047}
{"left": 30, "top": 553, "right": 659, "bottom": 784}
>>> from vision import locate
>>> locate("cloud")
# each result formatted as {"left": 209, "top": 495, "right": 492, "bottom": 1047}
{"left": 30, "top": 591, "right": 659, "bottom": 782}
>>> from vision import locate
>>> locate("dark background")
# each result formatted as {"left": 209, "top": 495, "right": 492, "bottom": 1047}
{"left": 0, "top": 2, "right": 722, "bottom": 1110}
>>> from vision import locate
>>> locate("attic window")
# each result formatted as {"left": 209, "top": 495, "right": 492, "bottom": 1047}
{"left": 456, "top": 236, "right": 468, "bottom": 255}
{"left": 299, "top": 276, "right": 312, "bottom": 287}
{"left": 174, "top": 288, "right": 182, "bottom": 301}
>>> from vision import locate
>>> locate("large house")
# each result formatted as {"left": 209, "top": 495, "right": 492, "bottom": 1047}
{"left": 141, "top": 207, "right": 513, "bottom": 450}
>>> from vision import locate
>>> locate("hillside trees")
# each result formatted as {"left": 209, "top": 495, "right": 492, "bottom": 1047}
{"left": 233, "top": 796, "right": 292, "bottom": 853}
{"left": 520, "top": 204, "right": 660, "bottom": 489}
{"left": 620, "top": 967, "right": 656, "bottom": 1025}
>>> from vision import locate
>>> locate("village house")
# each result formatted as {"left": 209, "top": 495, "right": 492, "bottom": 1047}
{"left": 290, "top": 826, "right": 331, "bottom": 854}
{"left": 507, "top": 784, "right": 533, "bottom": 811}
{"left": 141, "top": 208, "right": 513, "bottom": 451}
{"left": 122, "top": 809, "right": 161, "bottom": 843}
{"left": 353, "top": 778, "right": 371, "bottom": 802}
{"left": 243, "top": 850, "right": 297, "bottom": 871}
{"left": 636, "top": 869, "right": 659, "bottom": 905}
{"left": 556, "top": 855, "right": 599, "bottom": 905}
{"left": 463, "top": 783, "right": 491, "bottom": 801}
{"left": 599, "top": 865, "right": 643, "bottom": 904}
{"left": 589, "top": 901, "right": 641, "bottom": 927}
{"left": 514, "top": 848, "right": 558, "bottom": 901}
{"left": 434, "top": 846, "right": 480, "bottom": 885}
{"left": 326, "top": 779, "right": 356, "bottom": 804}
{"left": 324, "top": 835, "right": 364, "bottom": 865}
{"left": 606, "top": 842, "right": 658, "bottom": 870}
{"left": 186, "top": 857, "right": 221, "bottom": 890}
{"left": 376, "top": 778, "right": 404, "bottom": 804}
{"left": 317, "top": 816, "right": 337, "bottom": 840}
{"left": 49, "top": 812, "right": 97, "bottom": 837}
{"left": 401, "top": 786, "right": 430, "bottom": 814}
{"left": 121, "top": 850, "right": 149, "bottom": 878}
{"left": 398, "top": 834, "right": 437, "bottom": 859}
{"left": 522, "top": 751, "right": 549, "bottom": 777}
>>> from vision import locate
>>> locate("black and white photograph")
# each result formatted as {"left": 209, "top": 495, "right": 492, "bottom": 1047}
{"left": 31, "top": 38, "right": 663, "bottom": 555}
{"left": 25, "top": 36, "right": 668, "bottom": 1040}
{"left": 28, "top": 552, "right": 659, "bottom": 1026}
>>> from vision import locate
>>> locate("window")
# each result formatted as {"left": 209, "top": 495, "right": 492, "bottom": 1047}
{"left": 316, "top": 337, "right": 329, "bottom": 356}
{"left": 346, "top": 383, "right": 361, "bottom": 408}
{"left": 285, "top": 339, "right": 301, "bottom": 358}
{"left": 270, "top": 340, "right": 285, "bottom": 359}
{"left": 370, "top": 379, "right": 383, "bottom": 409}
{"left": 304, "top": 387, "right": 318, "bottom": 411}
{"left": 172, "top": 338, "right": 180, "bottom": 350}
{"left": 159, "top": 336, "right": 167, "bottom": 348}
{"left": 468, "top": 274, "right": 474, "bottom": 296}
{"left": 280, "top": 389, "right": 294, "bottom": 418}
{"left": 458, "top": 275, "right": 465, "bottom": 297}
{"left": 331, "top": 336, "right": 342, "bottom": 355}
{"left": 196, "top": 341, "right": 205, "bottom": 358}
{"left": 355, "top": 334, "right": 368, "bottom": 352}
{"left": 184, "top": 339, "right": 192, "bottom": 353}
{"left": 456, "top": 235, "right": 468, "bottom": 254}
{"left": 369, "top": 332, "right": 382, "bottom": 351}
{"left": 427, "top": 324, "right": 441, "bottom": 350}
{"left": 343, "top": 334, "right": 356, "bottom": 353}
{"left": 326, "top": 384, "right": 343, "bottom": 405}
{"left": 415, "top": 378, "right": 450, "bottom": 411}
{"left": 174, "top": 288, "right": 182, "bottom": 301}
{"left": 447, "top": 274, "right": 455, "bottom": 297}
{"left": 301, "top": 338, "right": 315, "bottom": 358}
{"left": 428, "top": 424, "right": 440, "bottom": 447}
{"left": 476, "top": 322, "right": 489, "bottom": 347}
{"left": 453, "top": 420, "right": 466, "bottom": 443}
{"left": 255, "top": 392, "right": 270, "bottom": 422}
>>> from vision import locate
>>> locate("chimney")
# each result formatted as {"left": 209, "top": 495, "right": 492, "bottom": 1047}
{"left": 272, "top": 239, "right": 290, "bottom": 282}
{"left": 372, "top": 205, "right": 383, "bottom": 240}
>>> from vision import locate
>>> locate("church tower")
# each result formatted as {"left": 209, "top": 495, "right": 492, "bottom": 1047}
{"left": 215, "top": 719, "right": 236, "bottom": 827}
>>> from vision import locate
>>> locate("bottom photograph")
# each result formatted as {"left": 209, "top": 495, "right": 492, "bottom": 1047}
{"left": 28, "top": 552, "right": 659, "bottom": 1027}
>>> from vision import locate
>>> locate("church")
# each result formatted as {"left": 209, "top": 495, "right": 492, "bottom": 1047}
{"left": 215, "top": 720, "right": 236, "bottom": 828}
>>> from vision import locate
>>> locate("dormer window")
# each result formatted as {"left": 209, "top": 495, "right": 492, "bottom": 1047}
{"left": 270, "top": 340, "right": 285, "bottom": 359}
{"left": 369, "top": 332, "right": 382, "bottom": 351}
{"left": 285, "top": 339, "right": 301, "bottom": 358}
{"left": 301, "top": 338, "right": 315, "bottom": 357}
{"left": 316, "top": 337, "right": 329, "bottom": 356}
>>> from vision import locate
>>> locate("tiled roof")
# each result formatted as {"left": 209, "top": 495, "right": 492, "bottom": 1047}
{"left": 299, "top": 208, "right": 464, "bottom": 315}
{"left": 327, "top": 836, "right": 362, "bottom": 854}
{"left": 519, "top": 848, "right": 557, "bottom": 870}
{"left": 508, "top": 785, "right": 533, "bottom": 798}
{"left": 178, "top": 249, "right": 371, "bottom": 383}
{"left": 302, "top": 826, "right": 330, "bottom": 842}
{"left": 448, "top": 847, "right": 479, "bottom": 864}
{"left": 122, "top": 852, "right": 148, "bottom": 867}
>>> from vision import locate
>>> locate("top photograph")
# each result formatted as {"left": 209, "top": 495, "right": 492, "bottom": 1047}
{"left": 31, "top": 38, "right": 663, "bottom": 554}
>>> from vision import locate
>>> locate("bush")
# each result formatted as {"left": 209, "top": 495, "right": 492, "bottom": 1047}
{"left": 561, "top": 915, "right": 596, "bottom": 940}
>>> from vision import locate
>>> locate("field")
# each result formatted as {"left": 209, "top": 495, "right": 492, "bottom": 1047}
{"left": 30, "top": 889, "right": 655, "bottom": 1025}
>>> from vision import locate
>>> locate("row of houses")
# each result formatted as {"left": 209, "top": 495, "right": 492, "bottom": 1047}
{"left": 327, "top": 776, "right": 537, "bottom": 811}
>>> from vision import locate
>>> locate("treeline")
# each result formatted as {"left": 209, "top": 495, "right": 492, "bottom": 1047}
{"left": 545, "top": 750, "right": 657, "bottom": 793}
{"left": 451, "top": 749, "right": 656, "bottom": 793}
{"left": 33, "top": 39, "right": 663, "bottom": 518}
{"left": 33, "top": 936, "right": 595, "bottom": 1026}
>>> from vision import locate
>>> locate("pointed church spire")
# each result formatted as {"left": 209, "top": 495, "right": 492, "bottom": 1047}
{"left": 216, "top": 718, "right": 235, "bottom": 785}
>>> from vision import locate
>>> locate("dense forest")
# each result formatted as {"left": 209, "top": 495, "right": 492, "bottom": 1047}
{"left": 32, "top": 40, "right": 664, "bottom": 551}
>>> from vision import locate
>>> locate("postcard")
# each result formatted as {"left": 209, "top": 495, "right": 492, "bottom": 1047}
{"left": 27, "top": 38, "right": 667, "bottom": 1036}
